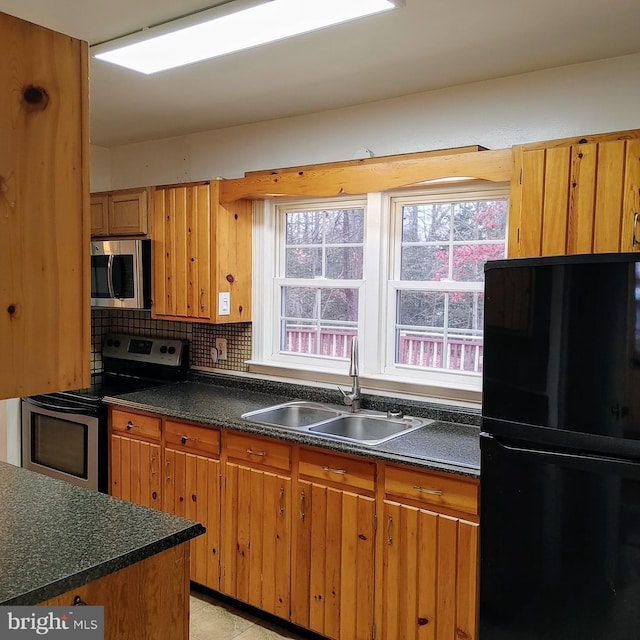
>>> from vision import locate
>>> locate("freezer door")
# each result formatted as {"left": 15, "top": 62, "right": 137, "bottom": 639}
{"left": 480, "top": 433, "right": 640, "bottom": 640}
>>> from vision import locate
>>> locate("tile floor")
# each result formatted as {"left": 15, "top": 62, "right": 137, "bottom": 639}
{"left": 190, "top": 590, "right": 312, "bottom": 640}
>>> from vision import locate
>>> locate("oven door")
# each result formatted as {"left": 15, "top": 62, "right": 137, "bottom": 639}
{"left": 21, "top": 398, "right": 100, "bottom": 491}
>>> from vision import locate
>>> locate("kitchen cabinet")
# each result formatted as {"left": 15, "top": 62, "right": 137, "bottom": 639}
{"left": 291, "top": 448, "right": 376, "bottom": 640}
{"left": 151, "top": 180, "right": 252, "bottom": 323}
{"left": 508, "top": 129, "right": 640, "bottom": 257}
{"left": 108, "top": 403, "right": 479, "bottom": 639}
{"left": 90, "top": 187, "right": 150, "bottom": 237}
{"left": 378, "top": 465, "right": 479, "bottom": 640}
{"left": 220, "top": 432, "right": 292, "bottom": 620}
{"left": 163, "top": 419, "right": 221, "bottom": 590}
{"left": 110, "top": 409, "right": 162, "bottom": 511}
{"left": 0, "top": 11, "right": 89, "bottom": 400}
{"left": 40, "top": 543, "right": 191, "bottom": 640}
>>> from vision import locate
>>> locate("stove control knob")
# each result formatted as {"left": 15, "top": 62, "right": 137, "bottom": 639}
{"left": 106, "top": 339, "right": 113, "bottom": 347}
{"left": 168, "top": 346, "right": 176, "bottom": 355}
{"left": 160, "top": 345, "right": 168, "bottom": 354}
{"left": 114, "top": 339, "right": 121, "bottom": 348}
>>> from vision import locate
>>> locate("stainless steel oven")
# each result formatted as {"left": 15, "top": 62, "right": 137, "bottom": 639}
{"left": 21, "top": 395, "right": 105, "bottom": 491}
{"left": 90, "top": 239, "right": 151, "bottom": 309}
{"left": 21, "top": 333, "right": 189, "bottom": 493}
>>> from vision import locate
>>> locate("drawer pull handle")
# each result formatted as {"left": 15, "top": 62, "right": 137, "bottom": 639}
{"left": 387, "top": 515, "right": 393, "bottom": 545}
{"left": 299, "top": 491, "right": 305, "bottom": 522}
{"left": 73, "top": 595, "right": 87, "bottom": 606}
{"left": 246, "top": 448, "right": 266, "bottom": 457}
{"left": 633, "top": 212, "right": 640, "bottom": 247}
{"left": 125, "top": 420, "right": 139, "bottom": 430}
{"left": 279, "top": 487, "right": 285, "bottom": 515}
{"left": 322, "top": 466, "right": 347, "bottom": 475}
{"left": 413, "top": 485, "right": 443, "bottom": 496}
{"left": 180, "top": 435, "right": 199, "bottom": 445}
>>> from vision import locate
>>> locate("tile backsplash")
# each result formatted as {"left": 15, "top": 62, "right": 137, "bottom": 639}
{"left": 91, "top": 309, "right": 251, "bottom": 374}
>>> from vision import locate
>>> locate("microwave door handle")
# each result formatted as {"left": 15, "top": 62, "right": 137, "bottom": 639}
{"left": 107, "top": 254, "right": 116, "bottom": 299}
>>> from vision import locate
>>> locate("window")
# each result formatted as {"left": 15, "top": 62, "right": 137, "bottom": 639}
{"left": 388, "top": 193, "right": 508, "bottom": 379}
{"left": 252, "top": 184, "right": 508, "bottom": 400}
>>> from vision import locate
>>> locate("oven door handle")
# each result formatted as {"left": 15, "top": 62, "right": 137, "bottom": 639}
{"left": 24, "top": 398, "right": 97, "bottom": 415}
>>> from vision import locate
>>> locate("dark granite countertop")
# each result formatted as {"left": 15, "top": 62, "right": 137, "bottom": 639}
{"left": 104, "top": 378, "right": 480, "bottom": 478}
{"left": 0, "top": 462, "right": 204, "bottom": 605}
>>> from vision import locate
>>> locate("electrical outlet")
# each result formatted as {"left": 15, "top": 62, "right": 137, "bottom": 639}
{"left": 218, "top": 292, "right": 230, "bottom": 316}
{"left": 215, "top": 338, "right": 227, "bottom": 360}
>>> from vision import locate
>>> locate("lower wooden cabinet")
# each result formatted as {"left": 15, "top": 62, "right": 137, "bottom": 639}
{"left": 220, "top": 433, "right": 292, "bottom": 620}
{"left": 40, "top": 543, "right": 190, "bottom": 640}
{"left": 292, "top": 449, "right": 376, "bottom": 640}
{"left": 108, "top": 407, "right": 480, "bottom": 639}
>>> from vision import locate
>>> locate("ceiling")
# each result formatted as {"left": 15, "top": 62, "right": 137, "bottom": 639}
{"left": 1, "top": 0, "right": 639, "bottom": 147}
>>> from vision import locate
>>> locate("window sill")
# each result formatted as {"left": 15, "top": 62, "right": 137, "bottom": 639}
{"left": 245, "top": 360, "right": 481, "bottom": 410}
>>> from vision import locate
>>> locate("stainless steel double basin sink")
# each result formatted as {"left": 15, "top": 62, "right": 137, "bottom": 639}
{"left": 241, "top": 401, "right": 432, "bottom": 446}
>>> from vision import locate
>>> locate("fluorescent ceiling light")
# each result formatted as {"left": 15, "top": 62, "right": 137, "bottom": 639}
{"left": 92, "top": 0, "right": 398, "bottom": 75}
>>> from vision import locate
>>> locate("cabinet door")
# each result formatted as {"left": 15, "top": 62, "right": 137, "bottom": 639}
{"left": 152, "top": 183, "right": 211, "bottom": 320}
{"left": 0, "top": 12, "right": 89, "bottom": 400}
{"left": 108, "top": 188, "right": 148, "bottom": 236}
{"left": 509, "top": 137, "right": 640, "bottom": 257}
{"left": 90, "top": 194, "right": 109, "bottom": 236}
{"left": 292, "top": 479, "right": 375, "bottom": 640}
{"left": 164, "top": 448, "right": 221, "bottom": 590}
{"left": 110, "top": 434, "right": 161, "bottom": 510}
{"left": 381, "top": 500, "right": 479, "bottom": 640}
{"left": 220, "top": 462, "right": 291, "bottom": 620}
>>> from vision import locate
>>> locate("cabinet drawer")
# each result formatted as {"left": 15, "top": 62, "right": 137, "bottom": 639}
{"left": 165, "top": 420, "right": 220, "bottom": 456}
{"left": 299, "top": 448, "right": 375, "bottom": 492}
{"left": 385, "top": 465, "right": 478, "bottom": 516}
{"left": 225, "top": 432, "right": 291, "bottom": 472}
{"left": 111, "top": 410, "right": 161, "bottom": 441}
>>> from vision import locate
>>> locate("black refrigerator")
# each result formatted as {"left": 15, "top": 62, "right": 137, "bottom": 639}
{"left": 480, "top": 252, "right": 640, "bottom": 640}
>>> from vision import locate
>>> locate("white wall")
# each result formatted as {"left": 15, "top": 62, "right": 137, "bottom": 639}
{"left": 96, "top": 52, "right": 640, "bottom": 190}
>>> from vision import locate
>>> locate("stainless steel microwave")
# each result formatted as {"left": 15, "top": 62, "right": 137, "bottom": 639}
{"left": 90, "top": 239, "right": 151, "bottom": 309}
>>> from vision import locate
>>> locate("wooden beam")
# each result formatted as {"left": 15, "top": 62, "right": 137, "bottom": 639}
{"left": 219, "top": 148, "right": 512, "bottom": 202}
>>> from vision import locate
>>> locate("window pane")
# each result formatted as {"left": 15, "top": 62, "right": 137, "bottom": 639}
{"left": 397, "top": 290, "right": 445, "bottom": 328}
{"left": 326, "top": 247, "right": 363, "bottom": 279}
{"left": 321, "top": 288, "right": 358, "bottom": 322}
{"left": 395, "top": 290, "right": 484, "bottom": 373}
{"left": 325, "top": 209, "right": 364, "bottom": 243}
{"left": 282, "top": 287, "right": 317, "bottom": 318}
{"left": 400, "top": 246, "right": 449, "bottom": 281}
{"left": 285, "top": 247, "right": 322, "bottom": 278}
{"left": 402, "top": 204, "right": 451, "bottom": 242}
{"left": 280, "top": 286, "right": 357, "bottom": 358}
{"left": 451, "top": 244, "right": 505, "bottom": 282}
{"left": 453, "top": 200, "right": 508, "bottom": 241}
{"left": 286, "top": 211, "right": 322, "bottom": 244}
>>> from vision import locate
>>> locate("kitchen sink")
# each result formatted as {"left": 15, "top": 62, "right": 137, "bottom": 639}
{"left": 241, "top": 401, "right": 432, "bottom": 445}
{"left": 308, "top": 413, "right": 427, "bottom": 445}
{"left": 241, "top": 401, "right": 343, "bottom": 428}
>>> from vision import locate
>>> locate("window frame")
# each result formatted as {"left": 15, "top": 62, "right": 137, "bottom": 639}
{"left": 249, "top": 182, "right": 509, "bottom": 404}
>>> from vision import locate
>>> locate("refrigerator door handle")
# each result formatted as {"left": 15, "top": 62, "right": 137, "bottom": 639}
{"left": 485, "top": 434, "right": 640, "bottom": 474}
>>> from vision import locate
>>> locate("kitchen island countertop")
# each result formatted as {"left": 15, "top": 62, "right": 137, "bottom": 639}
{"left": 104, "top": 379, "right": 480, "bottom": 477}
{"left": 0, "top": 461, "right": 204, "bottom": 605}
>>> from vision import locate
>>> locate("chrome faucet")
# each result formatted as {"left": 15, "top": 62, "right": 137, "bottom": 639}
{"left": 339, "top": 336, "right": 361, "bottom": 412}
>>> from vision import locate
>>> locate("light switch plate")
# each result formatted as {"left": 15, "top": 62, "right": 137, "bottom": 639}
{"left": 218, "top": 292, "right": 230, "bottom": 316}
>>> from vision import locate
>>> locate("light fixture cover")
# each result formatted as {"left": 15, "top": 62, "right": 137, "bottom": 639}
{"left": 92, "top": 0, "right": 398, "bottom": 74}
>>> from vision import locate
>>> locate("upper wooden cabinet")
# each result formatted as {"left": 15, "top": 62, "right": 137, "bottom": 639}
{"left": 0, "top": 12, "right": 89, "bottom": 399}
{"left": 508, "top": 129, "right": 640, "bottom": 257}
{"left": 151, "top": 180, "right": 252, "bottom": 323}
{"left": 90, "top": 187, "right": 149, "bottom": 237}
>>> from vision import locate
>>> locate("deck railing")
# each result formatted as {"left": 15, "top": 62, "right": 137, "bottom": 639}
{"left": 283, "top": 328, "right": 483, "bottom": 372}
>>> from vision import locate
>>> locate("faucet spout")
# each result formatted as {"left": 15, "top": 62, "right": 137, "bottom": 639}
{"left": 340, "top": 336, "right": 361, "bottom": 412}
